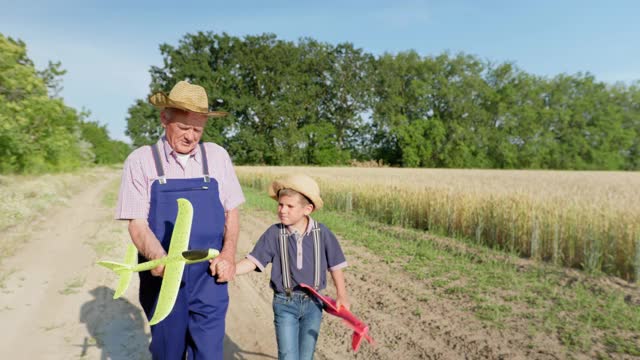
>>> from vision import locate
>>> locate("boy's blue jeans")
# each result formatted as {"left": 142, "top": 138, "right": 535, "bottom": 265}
{"left": 273, "top": 291, "right": 324, "bottom": 360}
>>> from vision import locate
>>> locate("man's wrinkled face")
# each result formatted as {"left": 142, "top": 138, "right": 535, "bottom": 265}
{"left": 161, "top": 108, "right": 207, "bottom": 154}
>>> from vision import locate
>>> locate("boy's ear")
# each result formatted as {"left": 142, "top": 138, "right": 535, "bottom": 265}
{"left": 305, "top": 203, "right": 315, "bottom": 214}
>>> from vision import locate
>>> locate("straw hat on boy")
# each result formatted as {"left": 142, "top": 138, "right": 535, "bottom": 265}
{"left": 149, "top": 80, "right": 228, "bottom": 117}
{"left": 269, "top": 174, "right": 324, "bottom": 211}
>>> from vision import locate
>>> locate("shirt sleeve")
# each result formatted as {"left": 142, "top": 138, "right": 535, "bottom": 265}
{"left": 114, "top": 150, "right": 150, "bottom": 220}
{"left": 217, "top": 147, "right": 245, "bottom": 211}
{"left": 247, "top": 226, "right": 278, "bottom": 272}
{"left": 322, "top": 225, "right": 347, "bottom": 271}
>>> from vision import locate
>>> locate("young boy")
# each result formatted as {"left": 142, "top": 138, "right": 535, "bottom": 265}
{"left": 235, "top": 174, "right": 349, "bottom": 360}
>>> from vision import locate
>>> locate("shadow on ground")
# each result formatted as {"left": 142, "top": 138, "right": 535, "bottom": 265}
{"left": 79, "top": 286, "right": 150, "bottom": 360}
{"left": 79, "top": 286, "right": 276, "bottom": 359}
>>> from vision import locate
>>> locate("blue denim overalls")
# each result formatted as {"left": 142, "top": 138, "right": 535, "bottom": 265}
{"left": 139, "top": 142, "right": 228, "bottom": 360}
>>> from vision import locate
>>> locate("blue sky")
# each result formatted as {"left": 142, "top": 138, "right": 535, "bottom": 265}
{"left": 2, "top": 0, "right": 638, "bottom": 142}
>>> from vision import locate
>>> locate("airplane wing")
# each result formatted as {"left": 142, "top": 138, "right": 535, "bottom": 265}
{"left": 148, "top": 198, "right": 194, "bottom": 326}
{"left": 114, "top": 244, "right": 137, "bottom": 298}
{"left": 299, "top": 283, "right": 375, "bottom": 352}
{"left": 165, "top": 198, "right": 193, "bottom": 257}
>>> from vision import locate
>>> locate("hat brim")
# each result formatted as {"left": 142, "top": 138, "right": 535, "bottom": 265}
{"left": 149, "top": 92, "right": 228, "bottom": 118}
{"left": 269, "top": 179, "right": 323, "bottom": 211}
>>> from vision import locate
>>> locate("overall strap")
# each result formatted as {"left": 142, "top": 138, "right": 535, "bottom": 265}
{"left": 311, "top": 220, "right": 321, "bottom": 290}
{"left": 279, "top": 220, "right": 322, "bottom": 295}
{"left": 151, "top": 143, "right": 167, "bottom": 184}
{"left": 199, "top": 142, "right": 210, "bottom": 183}
{"left": 279, "top": 224, "right": 292, "bottom": 295}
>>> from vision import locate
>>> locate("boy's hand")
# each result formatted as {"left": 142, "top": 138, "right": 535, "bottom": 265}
{"left": 335, "top": 296, "right": 350, "bottom": 312}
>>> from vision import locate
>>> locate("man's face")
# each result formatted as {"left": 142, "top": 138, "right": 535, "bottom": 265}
{"left": 161, "top": 109, "right": 207, "bottom": 154}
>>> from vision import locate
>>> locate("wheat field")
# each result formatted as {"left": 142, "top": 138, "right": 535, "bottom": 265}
{"left": 236, "top": 166, "right": 640, "bottom": 281}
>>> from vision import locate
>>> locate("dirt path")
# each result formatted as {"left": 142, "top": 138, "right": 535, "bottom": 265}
{"left": 0, "top": 170, "right": 571, "bottom": 359}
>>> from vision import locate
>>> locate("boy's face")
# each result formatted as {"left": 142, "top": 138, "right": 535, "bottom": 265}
{"left": 277, "top": 193, "right": 313, "bottom": 228}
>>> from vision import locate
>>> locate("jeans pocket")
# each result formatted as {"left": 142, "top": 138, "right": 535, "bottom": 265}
{"left": 273, "top": 293, "right": 289, "bottom": 306}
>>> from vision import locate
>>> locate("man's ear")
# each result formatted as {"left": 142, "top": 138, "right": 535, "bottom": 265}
{"left": 160, "top": 110, "right": 169, "bottom": 128}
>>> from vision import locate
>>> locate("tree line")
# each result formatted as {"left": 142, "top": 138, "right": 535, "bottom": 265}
{"left": 127, "top": 32, "right": 639, "bottom": 170}
{"left": 0, "top": 34, "right": 130, "bottom": 174}
{"left": 2, "top": 31, "right": 638, "bottom": 172}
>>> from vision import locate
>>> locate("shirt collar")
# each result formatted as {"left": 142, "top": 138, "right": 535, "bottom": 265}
{"left": 286, "top": 216, "right": 314, "bottom": 237}
{"left": 159, "top": 136, "right": 202, "bottom": 165}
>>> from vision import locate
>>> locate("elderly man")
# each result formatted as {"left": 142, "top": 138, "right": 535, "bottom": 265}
{"left": 115, "top": 81, "right": 244, "bottom": 359}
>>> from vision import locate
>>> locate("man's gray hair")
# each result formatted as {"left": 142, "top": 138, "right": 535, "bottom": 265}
{"left": 163, "top": 107, "right": 187, "bottom": 121}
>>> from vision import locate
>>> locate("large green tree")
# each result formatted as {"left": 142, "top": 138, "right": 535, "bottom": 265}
{"left": 79, "top": 116, "right": 131, "bottom": 164}
{"left": 0, "top": 34, "right": 131, "bottom": 173}
{"left": 125, "top": 31, "right": 640, "bottom": 170}
{"left": 0, "top": 34, "right": 91, "bottom": 173}
{"left": 127, "top": 32, "right": 374, "bottom": 165}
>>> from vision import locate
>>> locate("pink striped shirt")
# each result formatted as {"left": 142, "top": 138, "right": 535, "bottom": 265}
{"left": 115, "top": 137, "right": 245, "bottom": 220}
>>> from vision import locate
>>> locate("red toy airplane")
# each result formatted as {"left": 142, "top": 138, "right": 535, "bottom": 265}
{"left": 300, "top": 283, "right": 375, "bottom": 352}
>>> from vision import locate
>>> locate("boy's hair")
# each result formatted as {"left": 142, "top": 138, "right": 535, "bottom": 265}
{"left": 278, "top": 188, "right": 313, "bottom": 208}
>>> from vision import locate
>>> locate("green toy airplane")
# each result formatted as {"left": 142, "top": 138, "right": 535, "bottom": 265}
{"left": 98, "top": 198, "right": 219, "bottom": 325}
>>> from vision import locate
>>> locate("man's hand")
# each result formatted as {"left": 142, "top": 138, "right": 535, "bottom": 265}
{"left": 151, "top": 264, "right": 165, "bottom": 277}
{"left": 210, "top": 208, "right": 239, "bottom": 283}
{"left": 128, "top": 219, "right": 167, "bottom": 277}
{"left": 209, "top": 254, "right": 236, "bottom": 283}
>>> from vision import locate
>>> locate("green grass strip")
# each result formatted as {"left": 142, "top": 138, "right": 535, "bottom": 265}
{"left": 242, "top": 186, "right": 640, "bottom": 356}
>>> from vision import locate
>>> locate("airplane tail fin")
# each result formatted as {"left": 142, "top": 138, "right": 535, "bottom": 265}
{"left": 298, "top": 283, "right": 375, "bottom": 353}
{"left": 97, "top": 244, "right": 138, "bottom": 299}
{"left": 352, "top": 331, "right": 364, "bottom": 352}
{"left": 351, "top": 326, "right": 375, "bottom": 352}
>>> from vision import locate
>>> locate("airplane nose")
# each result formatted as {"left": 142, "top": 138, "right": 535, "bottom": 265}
{"left": 182, "top": 249, "right": 210, "bottom": 260}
